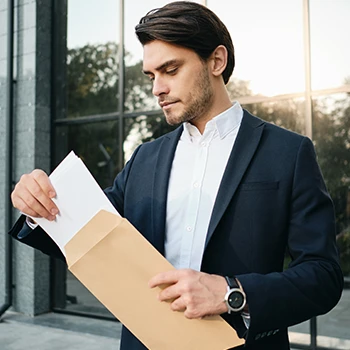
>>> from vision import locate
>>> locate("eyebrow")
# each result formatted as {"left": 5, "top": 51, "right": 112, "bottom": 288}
{"left": 142, "top": 59, "right": 183, "bottom": 75}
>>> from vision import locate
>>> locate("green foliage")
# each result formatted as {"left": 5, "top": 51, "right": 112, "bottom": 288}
{"left": 67, "top": 42, "right": 155, "bottom": 117}
{"left": 337, "top": 228, "right": 350, "bottom": 276}
{"left": 312, "top": 93, "right": 350, "bottom": 233}
{"left": 67, "top": 43, "right": 119, "bottom": 116}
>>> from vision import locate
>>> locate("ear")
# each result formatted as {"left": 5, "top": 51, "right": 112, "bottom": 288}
{"left": 209, "top": 45, "right": 228, "bottom": 78}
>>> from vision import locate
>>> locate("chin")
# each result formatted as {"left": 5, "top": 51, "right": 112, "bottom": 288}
{"left": 164, "top": 113, "right": 182, "bottom": 126}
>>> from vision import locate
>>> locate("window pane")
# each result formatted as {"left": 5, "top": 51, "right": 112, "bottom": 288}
{"left": 55, "top": 120, "right": 120, "bottom": 189}
{"left": 313, "top": 93, "right": 350, "bottom": 344}
{"left": 66, "top": 270, "right": 114, "bottom": 318}
{"left": 124, "top": 113, "right": 177, "bottom": 162}
{"left": 67, "top": 0, "right": 118, "bottom": 49}
{"left": 67, "top": 0, "right": 119, "bottom": 117}
{"left": 208, "top": 0, "right": 305, "bottom": 96}
{"left": 310, "top": 0, "right": 350, "bottom": 90}
{"left": 242, "top": 98, "right": 306, "bottom": 135}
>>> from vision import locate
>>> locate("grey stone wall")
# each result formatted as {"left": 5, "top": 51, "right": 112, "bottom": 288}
{"left": 0, "top": 0, "right": 9, "bottom": 310}
{"left": 0, "top": 0, "right": 53, "bottom": 315}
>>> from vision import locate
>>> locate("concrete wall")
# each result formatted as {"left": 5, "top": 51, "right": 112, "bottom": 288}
{"left": 0, "top": 0, "right": 53, "bottom": 316}
{"left": 0, "top": 0, "right": 9, "bottom": 313}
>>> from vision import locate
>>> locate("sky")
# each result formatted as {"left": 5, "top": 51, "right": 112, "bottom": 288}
{"left": 67, "top": 0, "right": 350, "bottom": 97}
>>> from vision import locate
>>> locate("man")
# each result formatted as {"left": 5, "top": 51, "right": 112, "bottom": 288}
{"left": 9, "top": 2, "right": 343, "bottom": 350}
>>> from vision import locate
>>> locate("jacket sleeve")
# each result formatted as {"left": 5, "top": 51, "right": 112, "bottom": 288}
{"left": 8, "top": 214, "right": 65, "bottom": 261}
{"left": 236, "top": 137, "right": 344, "bottom": 344}
{"left": 8, "top": 145, "right": 143, "bottom": 260}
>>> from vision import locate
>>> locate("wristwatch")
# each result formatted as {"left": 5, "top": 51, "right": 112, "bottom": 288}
{"left": 224, "top": 276, "right": 246, "bottom": 314}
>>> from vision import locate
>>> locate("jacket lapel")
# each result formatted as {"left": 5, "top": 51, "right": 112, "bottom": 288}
{"left": 151, "top": 126, "right": 183, "bottom": 254}
{"left": 205, "top": 111, "right": 265, "bottom": 247}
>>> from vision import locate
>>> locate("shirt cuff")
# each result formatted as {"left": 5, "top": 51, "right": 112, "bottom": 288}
{"left": 26, "top": 217, "right": 39, "bottom": 230}
{"left": 242, "top": 311, "right": 250, "bottom": 329}
{"left": 17, "top": 217, "right": 38, "bottom": 239}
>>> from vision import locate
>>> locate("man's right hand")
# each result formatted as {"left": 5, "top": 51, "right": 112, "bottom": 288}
{"left": 11, "top": 169, "right": 59, "bottom": 221}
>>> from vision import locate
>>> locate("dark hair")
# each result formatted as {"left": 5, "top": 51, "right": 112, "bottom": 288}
{"left": 135, "top": 1, "right": 234, "bottom": 84}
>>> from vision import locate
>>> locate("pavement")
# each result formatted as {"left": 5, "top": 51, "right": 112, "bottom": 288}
{"left": 0, "top": 311, "right": 121, "bottom": 350}
{"left": 0, "top": 288, "right": 349, "bottom": 350}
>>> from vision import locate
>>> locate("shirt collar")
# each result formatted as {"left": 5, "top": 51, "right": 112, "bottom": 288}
{"left": 182, "top": 101, "right": 243, "bottom": 141}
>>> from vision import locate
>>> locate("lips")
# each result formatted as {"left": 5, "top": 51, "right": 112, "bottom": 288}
{"left": 159, "top": 100, "right": 178, "bottom": 108}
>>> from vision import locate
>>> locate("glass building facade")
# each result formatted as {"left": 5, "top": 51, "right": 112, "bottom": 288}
{"left": 0, "top": 1, "right": 349, "bottom": 349}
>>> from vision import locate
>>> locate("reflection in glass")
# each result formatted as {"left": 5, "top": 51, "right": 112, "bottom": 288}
{"left": 242, "top": 98, "right": 306, "bottom": 135}
{"left": 65, "top": 270, "right": 114, "bottom": 318}
{"left": 124, "top": 113, "right": 177, "bottom": 162}
{"left": 313, "top": 93, "right": 350, "bottom": 255}
{"left": 208, "top": 0, "right": 304, "bottom": 96}
{"left": 312, "top": 93, "right": 350, "bottom": 342}
{"left": 67, "top": 42, "right": 119, "bottom": 117}
{"left": 55, "top": 121, "right": 120, "bottom": 189}
{"left": 124, "top": 58, "right": 155, "bottom": 112}
{"left": 66, "top": 0, "right": 119, "bottom": 117}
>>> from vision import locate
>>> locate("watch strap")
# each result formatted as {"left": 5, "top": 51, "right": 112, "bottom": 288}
{"left": 225, "top": 276, "right": 239, "bottom": 289}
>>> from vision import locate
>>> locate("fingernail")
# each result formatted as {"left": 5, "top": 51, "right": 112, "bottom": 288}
{"left": 51, "top": 208, "right": 58, "bottom": 215}
{"left": 48, "top": 215, "right": 56, "bottom": 221}
{"left": 49, "top": 191, "right": 56, "bottom": 198}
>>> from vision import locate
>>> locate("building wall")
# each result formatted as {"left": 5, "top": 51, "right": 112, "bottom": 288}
{"left": 0, "top": 0, "right": 9, "bottom": 313}
{"left": 0, "top": 0, "right": 53, "bottom": 315}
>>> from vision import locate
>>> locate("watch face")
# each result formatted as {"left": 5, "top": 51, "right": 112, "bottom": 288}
{"left": 228, "top": 291, "right": 244, "bottom": 309}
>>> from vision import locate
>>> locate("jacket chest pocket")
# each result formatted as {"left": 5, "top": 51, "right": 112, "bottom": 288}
{"left": 240, "top": 181, "right": 279, "bottom": 191}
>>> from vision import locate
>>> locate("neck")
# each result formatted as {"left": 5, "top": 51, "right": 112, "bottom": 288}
{"left": 192, "top": 87, "right": 232, "bottom": 134}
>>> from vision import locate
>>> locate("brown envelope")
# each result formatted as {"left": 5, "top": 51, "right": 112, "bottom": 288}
{"left": 65, "top": 209, "right": 245, "bottom": 350}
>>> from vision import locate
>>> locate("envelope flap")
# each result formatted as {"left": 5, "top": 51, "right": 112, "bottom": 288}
{"left": 65, "top": 209, "right": 121, "bottom": 267}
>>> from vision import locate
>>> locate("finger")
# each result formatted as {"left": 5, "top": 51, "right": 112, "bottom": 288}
{"left": 170, "top": 297, "right": 186, "bottom": 312}
{"left": 13, "top": 184, "right": 56, "bottom": 219}
{"left": 14, "top": 197, "right": 56, "bottom": 221}
{"left": 21, "top": 173, "right": 59, "bottom": 215}
{"left": 158, "top": 284, "right": 181, "bottom": 302}
{"left": 184, "top": 309, "right": 202, "bottom": 319}
{"left": 149, "top": 270, "right": 180, "bottom": 288}
{"left": 32, "top": 170, "right": 56, "bottom": 198}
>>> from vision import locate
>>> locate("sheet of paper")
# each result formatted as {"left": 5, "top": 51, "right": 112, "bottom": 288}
{"left": 30, "top": 151, "right": 119, "bottom": 256}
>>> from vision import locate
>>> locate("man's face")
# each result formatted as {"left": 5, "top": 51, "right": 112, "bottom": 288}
{"left": 143, "top": 40, "right": 214, "bottom": 126}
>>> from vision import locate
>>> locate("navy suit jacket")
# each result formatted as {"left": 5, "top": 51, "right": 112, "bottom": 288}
{"left": 9, "top": 110, "right": 343, "bottom": 350}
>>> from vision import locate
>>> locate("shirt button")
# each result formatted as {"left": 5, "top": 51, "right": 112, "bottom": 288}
{"left": 201, "top": 142, "right": 207, "bottom": 147}
{"left": 186, "top": 226, "right": 192, "bottom": 232}
{"left": 193, "top": 182, "right": 199, "bottom": 188}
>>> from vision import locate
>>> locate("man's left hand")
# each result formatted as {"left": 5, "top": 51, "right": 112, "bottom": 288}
{"left": 148, "top": 269, "right": 228, "bottom": 319}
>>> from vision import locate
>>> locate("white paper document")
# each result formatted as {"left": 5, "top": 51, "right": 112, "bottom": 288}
{"left": 30, "top": 151, "right": 120, "bottom": 256}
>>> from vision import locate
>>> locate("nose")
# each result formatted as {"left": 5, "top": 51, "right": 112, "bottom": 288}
{"left": 152, "top": 76, "right": 170, "bottom": 97}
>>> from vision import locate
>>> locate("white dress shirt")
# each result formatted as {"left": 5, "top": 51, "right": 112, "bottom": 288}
{"left": 24, "top": 101, "right": 249, "bottom": 326}
{"left": 165, "top": 102, "right": 243, "bottom": 271}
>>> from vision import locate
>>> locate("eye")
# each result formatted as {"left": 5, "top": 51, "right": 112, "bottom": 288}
{"left": 166, "top": 67, "right": 178, "bottom": 75}
{"left": 148, "top": 75, "right": 155, "bottom": 82}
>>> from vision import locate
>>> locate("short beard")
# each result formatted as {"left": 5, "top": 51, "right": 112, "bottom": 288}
{"left": 165, "top": 64, "right": 214, "bottom": 126}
